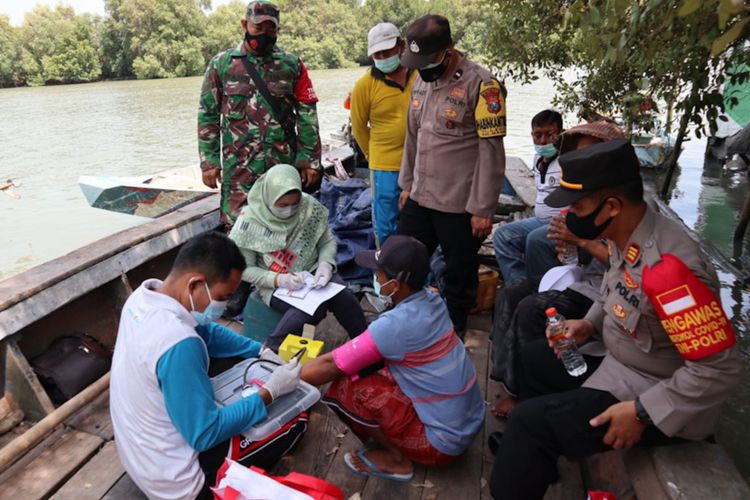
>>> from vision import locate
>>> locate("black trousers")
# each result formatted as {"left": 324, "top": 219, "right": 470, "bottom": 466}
{"left": 266, "top": 274, "right": 367, "bottom": 351}
{"left": 490, "top": 388, "right": 683, "bottom": 500}
{"left": 491, "top": 277, "right": 594, "bottom": 395}
{"left": 197, "top": 440, "right": 231, "bottom": 499}
{"left": 397, "top": 198, "right": 484, "bottom": 331}
{"left": 518, "top": 339, "right": 603, "bottom": 400}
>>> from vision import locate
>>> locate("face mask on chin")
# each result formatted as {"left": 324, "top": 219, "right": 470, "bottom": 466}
{"left": 565, "top": 197, "right": 614, "bottom": 240}
{"left": 188, "top": 281, "right": 228, "bottom": 326}
{"left": 245, "top": 31, "right": 277, "bottom": 55}
{"left": 418, "top": 50, "right": 449, "bottom": 82}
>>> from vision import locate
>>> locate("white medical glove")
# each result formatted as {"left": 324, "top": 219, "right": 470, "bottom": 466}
{"left": 263, "top": 358, "right": 301, "bottom": 401}
{"left": 277, "top": 272, "right": 305, "bottom": 290}
{"left": 313, "top": 262, "right": 333, "bottom": 288}
{"left": 259, "top": 347, "right": 284, "bottom": 364}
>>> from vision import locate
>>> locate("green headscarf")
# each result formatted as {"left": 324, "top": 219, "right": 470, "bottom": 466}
{"left": 230, "top": 165, "right": 330, "bottom": 259}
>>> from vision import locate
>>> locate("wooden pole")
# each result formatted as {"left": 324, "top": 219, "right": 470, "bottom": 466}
{"left": 661, "top": 106, "right": 690, "bottom": 199}
{"left": 0, "top": 372, "right": 110, "bottom": 472}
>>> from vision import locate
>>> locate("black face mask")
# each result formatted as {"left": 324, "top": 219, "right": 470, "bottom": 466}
{"left": 246, "top": 31, "right": 277, "bottom": 55}
{"left": 565, "top": 197, "right": 614, "bottom": 240}
{"left": 418, "top": 51, "right": 449, "bottom": 82}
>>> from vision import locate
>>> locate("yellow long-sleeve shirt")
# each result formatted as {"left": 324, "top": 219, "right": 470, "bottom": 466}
{"left": 350, "top": 66, "right": 416, "bottom": 172}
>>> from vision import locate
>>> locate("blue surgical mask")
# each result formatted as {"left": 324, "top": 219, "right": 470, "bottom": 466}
{"left": 189, "top": 282, "right": 227, "bottom": 326}
{"left": 269, "top": 203, "right": 299, "bottom": 219}
{"left": 534, "top": 143, "right": 558, "bottom": 158}
{"left": 373, "top": 274, "right": 396, "bottom": 301}
{"left": 374, "top": 55, "right": 400, "bottom": 74}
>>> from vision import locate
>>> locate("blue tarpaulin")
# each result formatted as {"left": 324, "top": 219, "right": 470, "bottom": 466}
{"left": 317, "top": 177, "right": 375, "bottom": 285}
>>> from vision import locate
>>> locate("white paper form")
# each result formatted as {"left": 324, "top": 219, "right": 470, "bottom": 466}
{"left": 272, "top": 273, "right": 345, "bottom": 315}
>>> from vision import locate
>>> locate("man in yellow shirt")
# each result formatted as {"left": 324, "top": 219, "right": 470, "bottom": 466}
{"left": 351, "top": 22, "right": 416, "bottom": 247}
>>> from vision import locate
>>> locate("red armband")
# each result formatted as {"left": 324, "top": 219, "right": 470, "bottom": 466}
{"left": 294, "top": 62, "right": 318, "bottom": 104}
{"left": 642, "top": 254, "right": 735, "bottom": 360}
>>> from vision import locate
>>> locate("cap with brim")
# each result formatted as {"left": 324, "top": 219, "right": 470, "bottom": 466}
{"left": 559, "top": 120, "right": 626, "bottom": 155}
{"left": 544, "top": 139, "right": 640, "bottom": 208}
{"left": 401, "top": 15, "right": 451, "bottom": 69}
{"left": 247, "top": 1, "right": 279, "bottom": 27}
{"left": 368, "top": 23, "right": 400, "bottom": 57}
{"left": 355, "top": 235, "right": 430, "bottom": 289}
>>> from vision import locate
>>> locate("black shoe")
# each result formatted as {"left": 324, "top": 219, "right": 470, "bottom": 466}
{"left": 487, "top": 431, "right": 503, "bottom": 456}
{"left": 222, "top": 281, "right": 252, "bottom": 319}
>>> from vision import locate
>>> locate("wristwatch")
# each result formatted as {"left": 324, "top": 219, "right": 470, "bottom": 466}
{"left": 634, "top": 397, "right": 653, "bottom": 425}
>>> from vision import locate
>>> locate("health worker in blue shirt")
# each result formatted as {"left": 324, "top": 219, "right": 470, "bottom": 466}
{"left": 110, "top": 232, "right": 301, "bottom": 500}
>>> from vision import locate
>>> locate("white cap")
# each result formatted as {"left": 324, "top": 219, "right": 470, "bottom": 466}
{"left": 367, "top": 23, "right": 400, "bottom": 57}
{"left": 538, "top": 265, "right": 584, "bottom": 293}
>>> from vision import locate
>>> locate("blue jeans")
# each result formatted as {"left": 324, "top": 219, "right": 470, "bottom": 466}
{"left": 525, "top": 224, "right": 560, "bottom": 281}
{"left": 370, "top": 170, "right": 401, "bottom": 247}
{"left": 493, "top": 217, "right": 547, "bottom": 285}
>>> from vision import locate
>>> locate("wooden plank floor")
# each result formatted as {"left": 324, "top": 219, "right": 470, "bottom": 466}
{"left": 0, "top": 308, "right": 586, "bottom": 499}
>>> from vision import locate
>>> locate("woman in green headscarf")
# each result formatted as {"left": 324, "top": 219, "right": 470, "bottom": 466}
{"left": 230, "top": 164, "right": 367, "bottom": 351}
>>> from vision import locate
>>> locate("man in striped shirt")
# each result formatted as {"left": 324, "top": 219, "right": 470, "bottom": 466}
{"left": 301, "top": 235, "right": 484, "bottom": 482}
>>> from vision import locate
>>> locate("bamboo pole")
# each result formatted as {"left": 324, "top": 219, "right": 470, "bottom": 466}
{"left": 0, "top": 372, "right": 110, "bottom": 472}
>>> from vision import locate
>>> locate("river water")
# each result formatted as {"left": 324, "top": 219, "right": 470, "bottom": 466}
{"left": 1, "top": 67, "right": 750, "bottom": 477}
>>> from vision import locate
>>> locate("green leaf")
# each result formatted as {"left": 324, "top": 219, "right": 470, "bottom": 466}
{"left": 677, "top": 0, "right": 701, "bottom": 17}
{"left": 590, "top": 5, "right": 601, "bottom": 25}
{"left": 711, "top": 18, "right": 750, "bottom": 56}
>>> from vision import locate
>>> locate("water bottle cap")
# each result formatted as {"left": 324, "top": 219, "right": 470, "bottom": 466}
{"left": 545, "top": 307, "right": 557, "bottom": 317}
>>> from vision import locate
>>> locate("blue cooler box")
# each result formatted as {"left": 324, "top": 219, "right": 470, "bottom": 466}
{"left": 211, "top": 358, "right": 321, "bottom": 441}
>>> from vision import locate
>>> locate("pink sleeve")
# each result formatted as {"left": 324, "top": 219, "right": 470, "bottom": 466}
{"left": 332, "top": 329, "right": 383, "bottom": 376}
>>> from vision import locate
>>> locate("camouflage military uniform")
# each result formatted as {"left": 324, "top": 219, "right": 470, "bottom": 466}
{"left": 198, "top": 41, "right": 322, "bottom": 225}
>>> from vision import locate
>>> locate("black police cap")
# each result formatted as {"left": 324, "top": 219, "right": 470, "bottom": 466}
{"left": 544, "top": 139, "right": 641, "bottom": 208}
{"left": 401, "top": 15, "right": 452, "bottom": 69}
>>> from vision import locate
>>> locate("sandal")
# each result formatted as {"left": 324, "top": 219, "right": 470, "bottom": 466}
{"left": 343, "top": 448, "right": 414, "bottom": 483}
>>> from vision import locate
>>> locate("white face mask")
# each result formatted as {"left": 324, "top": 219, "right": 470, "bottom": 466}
{"left": 269, "top": 203, "right": 300, "bottom": 219}
{"left": 188, "top": 281, "right": 227, "bottom": 325}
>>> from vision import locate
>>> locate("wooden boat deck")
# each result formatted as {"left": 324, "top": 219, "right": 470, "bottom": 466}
{"left": 0, "top": 311, "right": 523, "bottom": 499}
{"left": 2, "top": 157, "right": 749, "bottom": 498}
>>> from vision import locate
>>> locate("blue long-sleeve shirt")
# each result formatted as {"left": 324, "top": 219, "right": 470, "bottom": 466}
{"left": 156, "top": 322, "right": 266, "bottom": 452}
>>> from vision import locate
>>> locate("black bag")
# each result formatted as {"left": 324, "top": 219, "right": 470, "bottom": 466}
{"left": 31, "top": 334, "right": 112, "bottom": 404}
{"left": 228, "top": 411, "right": 309, "bottom": 471}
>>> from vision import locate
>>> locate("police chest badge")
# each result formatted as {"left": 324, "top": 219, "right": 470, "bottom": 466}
{"left": 623, "top": 271, "right": 639, "bottom": 289}
{"left": 442, "top": 107, "right": 459, "bottom": 120}
{"left": 612, "top": 304, "right": 626, "bottom": 318}
{"left": 450, "top": 87, "right": 466, "bottom": 99}
{"left": 475, "top": 80, "right": 506, "bottom": 138}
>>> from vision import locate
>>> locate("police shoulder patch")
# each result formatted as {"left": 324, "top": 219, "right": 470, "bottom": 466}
{"left": 475, "top": 79, "right": 507, "bottom": 139}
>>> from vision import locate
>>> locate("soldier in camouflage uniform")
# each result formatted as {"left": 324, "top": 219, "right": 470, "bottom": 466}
{"left": 198, "top": 0, "right": 322, "bottom": 227}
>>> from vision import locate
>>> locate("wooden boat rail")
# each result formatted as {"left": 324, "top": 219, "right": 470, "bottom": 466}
{"left": 0, "top": 195, "right": 220, "bottom": 426}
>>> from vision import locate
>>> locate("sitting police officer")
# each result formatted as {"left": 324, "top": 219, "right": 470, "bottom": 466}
{"left": 490, "top": 139, "right": 743, "bottom": 500}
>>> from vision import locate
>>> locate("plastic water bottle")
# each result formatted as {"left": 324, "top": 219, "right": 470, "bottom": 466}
{"left": 557, "top": 209, "right": 578, "bottom": 265}
{"left": 545, "top": 307, "right": 587, "bottom": 377}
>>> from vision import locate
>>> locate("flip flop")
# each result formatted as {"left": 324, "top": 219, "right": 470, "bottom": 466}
{"left": 343, "top": 448, "right": 414, "bottom": 483}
